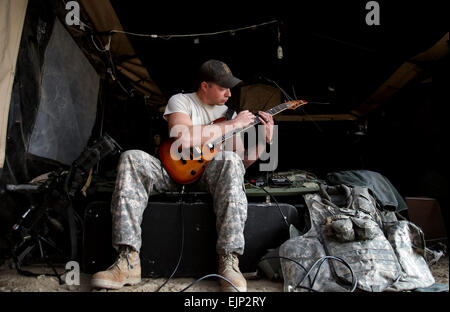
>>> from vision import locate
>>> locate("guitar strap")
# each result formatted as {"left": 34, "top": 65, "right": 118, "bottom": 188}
{"left": 225, "top": 108, "right": 235, "bottom": 121}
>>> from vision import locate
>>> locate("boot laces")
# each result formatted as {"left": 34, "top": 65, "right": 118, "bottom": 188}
{"left": 109, "top": 248, "right": 134, "bottom": 270}
{"left": 124, "top": 251, "right": 133, "bottom": 269}
{"left": 222, "top": 253, "right": 236, "bottom": 269}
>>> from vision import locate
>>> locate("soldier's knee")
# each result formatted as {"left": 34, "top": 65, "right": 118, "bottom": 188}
{"left": 119, "top": 150, "right": 161, "bottom": 175}
{"left": 213, "top": 151, "right": 245, "bottom": 172}
{"left": 217, "top": 151, "right": 242, "bottom": 162}
{"left": 226, "top": 151, "right": 241, "bottom": 161}
{"left": 120, "top": 150, "right": 149, "bottom": 162}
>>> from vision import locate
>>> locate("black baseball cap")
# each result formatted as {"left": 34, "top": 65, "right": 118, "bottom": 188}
{"left": 198, "top": 59, "right": 242, "bottom": 88}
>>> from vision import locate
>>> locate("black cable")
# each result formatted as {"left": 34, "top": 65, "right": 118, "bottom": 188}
{"left": 260, "top": 75, "right": 324, "bottom": 133}
{"left": 179, "top": 274, "right": 241, "bottom": 292}
{"left": 151, "top": 189, "right": 356, "bottom": 293}
{"left": 153, "top": 186, "right": 241, "bottom": 292}
{"left": 310, "top": 257, "right": 328, "bottom": 289}
{"left": 260, "top": 76, "right": 294, "bottom": 102}
{"left": 258, "top": 255, "right": 357, "bottom": 292}
{"left": 258, "top": 256, "right": 312, "bottom": 287}
{"left": 244, "top": 179, "right": 290, "bottom": 228}
{"left": 296, "top": 256, "right": 357, "bottom": 292}
{"left": 155, "top": 186, "right": 185, "bottom": 292}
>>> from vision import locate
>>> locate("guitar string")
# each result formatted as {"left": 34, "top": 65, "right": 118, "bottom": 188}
{"left": 212, "top": 102, "right": 301, "bottom": 146}
{"left": 187, "top": 104, "right": 292, "bottom": 159}
{"left": 188, "top": 100, "right": 305, "bottom": 158}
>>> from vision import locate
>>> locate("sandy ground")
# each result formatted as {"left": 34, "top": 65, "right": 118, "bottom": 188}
{"left": 0, "top": 255, "right": 447, "bottom": 292}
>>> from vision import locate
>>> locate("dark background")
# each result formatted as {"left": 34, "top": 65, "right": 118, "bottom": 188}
{"left": 105, "top": 0, "right": 449, "bottom": 230}
{"left": 105, "top": 0, "right": 448, "bottom": 187}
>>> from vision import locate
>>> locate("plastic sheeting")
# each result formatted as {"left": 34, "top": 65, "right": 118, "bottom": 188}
{"left": 28, "top": 19, "right": 99, "bottom": 165}
{"left": 1, "top": 1, "right": 99, "bottom": 186}
{"left": 0, "top": 0, "right": 28, "bottom": 169}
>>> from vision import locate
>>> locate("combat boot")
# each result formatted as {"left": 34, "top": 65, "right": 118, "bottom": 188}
{"left": 91, "top": 246, "right": 141, "bottom": 289}
{"left": 218, "top": 253, "right": 247, "bottom": 292}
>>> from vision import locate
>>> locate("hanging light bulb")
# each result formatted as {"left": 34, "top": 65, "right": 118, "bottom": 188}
{"left": 277, "top": 24, "right": 283, "bottom": 59}
{"left": 277, "top": 45, "right": 284, "bottom": 59}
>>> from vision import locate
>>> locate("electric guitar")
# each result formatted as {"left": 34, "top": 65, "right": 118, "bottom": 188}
{"left": 159, "top": 100, "right": 307, "bottom": 184}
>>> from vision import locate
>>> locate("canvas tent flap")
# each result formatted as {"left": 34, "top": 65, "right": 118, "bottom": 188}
{"left": 352, "top": 32, "right": 449, "bottom": 117}
{"left": 0, "top": 0, "right": 29, "bottom": 169}
{"left": 78, "top": 0, "right": 166, "bottom": 107}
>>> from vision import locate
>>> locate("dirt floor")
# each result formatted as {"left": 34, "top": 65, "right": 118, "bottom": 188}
{"left": 0, "top": 255, "right": 448, "bottom": 292}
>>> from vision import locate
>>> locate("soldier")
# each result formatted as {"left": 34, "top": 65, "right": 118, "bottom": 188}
{"left": 91, "top": 60, "right": 274, "bottom": 292}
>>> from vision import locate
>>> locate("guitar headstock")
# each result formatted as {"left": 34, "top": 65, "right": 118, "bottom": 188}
{"left": 286, "top": 99, "right": 308, "bottom": 110}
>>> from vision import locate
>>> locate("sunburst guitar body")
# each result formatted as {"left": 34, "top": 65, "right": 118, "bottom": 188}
{"left": 159, "top": 100, "right": 307, "bottom": 184}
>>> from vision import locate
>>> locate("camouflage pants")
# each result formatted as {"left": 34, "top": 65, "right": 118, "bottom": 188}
{"left": 111, "top": 149, "right": 248, "bottom": 255}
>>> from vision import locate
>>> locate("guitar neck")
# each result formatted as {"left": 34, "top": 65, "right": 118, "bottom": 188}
{"left": 246, "top": 102, "right": 291, "bottom": 129}
{"left": 212, "top": 102, "right": 292, "bottom": 145}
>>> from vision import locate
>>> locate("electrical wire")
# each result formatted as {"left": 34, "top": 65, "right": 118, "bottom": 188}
{"left": 150, "top": 182, "right": 355, "bottom": 293}
{"left": 180, "top": 274, "right": 241, "bottom": 292}
{"left": 181, "top": 254, "right": 358, "bottom": 292}
{"left": 62, "top": 0, "right": 276, "bottom": 40}
{"left": 155, "top": 186, "right": 185, "bottom": 292}
{"left": 295, "top": 255, "right": 358, "bottom": 292}
{"left": 261, "top": 76, "right": 324, "bottom": 133}
{"left": 259, "top": 255, "right": 357, "bottom": 292}
{"left": 153, "top": 186, "right": 242, "bottom": 293}
{"left": 91, "top": 34, "right": 110, "bottom": 52}
{"left": 91, "top": 33, "right": 133, "bottom": 97}
{"left": 62, "top": 2, "right": 278, "bottom": 102}
{"left": 66, "top": 8, "right": 133, "bottom": 98}
{"left": 108, "top": 20, "right": 279, "bottom": 40}
{"left": 244, "top": 179, "right": 290, "bottom": 228}
{"left": 261, "top": 76, "right": 293, "bottom": 102}
{"left": 258, "top": 256, "right": 312, "bottom": 287}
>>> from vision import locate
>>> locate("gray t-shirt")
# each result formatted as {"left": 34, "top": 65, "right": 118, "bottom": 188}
{"left": 163, "top": 92, "right": 234, "bottom": 125}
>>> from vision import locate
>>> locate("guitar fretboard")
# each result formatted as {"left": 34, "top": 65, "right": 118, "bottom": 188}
{"left": 211, "top": 102, "right": 292, "bottom": 146}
